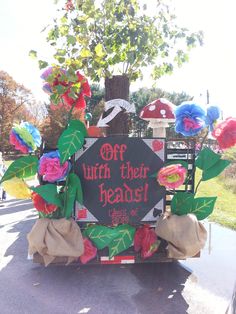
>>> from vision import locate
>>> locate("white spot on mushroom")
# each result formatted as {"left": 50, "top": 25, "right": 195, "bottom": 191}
{"left": 149, "top": 105, "right": 156, "bottom": 111}
{"left": 160, "top": 109, "right": 166, "bottom": 117}
{"left": 140, "top": 110, "right": 144, "bottom": 116}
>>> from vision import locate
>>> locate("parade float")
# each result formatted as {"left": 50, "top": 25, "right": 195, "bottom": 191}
{"left": 1, "top": 64, "right": 236, "bottom": 266}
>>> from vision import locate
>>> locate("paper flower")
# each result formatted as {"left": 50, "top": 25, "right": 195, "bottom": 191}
{"left": 31, "top": 191, "right": 58, "bottom": 215}
{"left": 205, "top": 106, "right": 221, "bottom": 131}
{"left": 10, "top": 122, "right": 42, "bottom": 153}
{"left": 157, "top": 164, "right": 187, "bottom": 189}
{"left": 38, "top": 150, "right": 70, "bottom": 182}
{"left": 61, "top": 72, "right": 91, "bottom": 109}
{"left": 212, "top": 118, "right": 236, "bottom": 149}
{"left": 134, "top": 225, "right": 159, "bottom": 259}
{"left": 80, "top": 238, "right": 97, "bottom": 264}
{"left": 2, "top": 177, "right": 31, "bottom": 199}
{"left": 174, "top": 102, "right": 206, "bottom": 136}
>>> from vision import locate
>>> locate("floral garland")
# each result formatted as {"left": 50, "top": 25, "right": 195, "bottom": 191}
{"left": 2, "top": 68, "right": 236, "bottom": 264}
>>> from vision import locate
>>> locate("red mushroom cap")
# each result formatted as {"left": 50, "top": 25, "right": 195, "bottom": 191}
{"left": 139, "top": 98, "right": 175, "bottom": 122}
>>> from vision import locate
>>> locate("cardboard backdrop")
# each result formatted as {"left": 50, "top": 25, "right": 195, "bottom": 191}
{"left": 75, "top": 137, "right": 165, "bottom": 225}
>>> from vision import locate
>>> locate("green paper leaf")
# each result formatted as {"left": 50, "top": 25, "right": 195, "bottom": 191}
{"left": 190, "top": 196, "right": 217, "bottom": 220}
{"left": 31, "top": 184, "right": 63, "bottom": 208}
{"left": 1, "top": 156, "right": 38, "bottom": 183}
{"left": 68, "top": 173, "right": 83, "bottom": 204}
{"left": 83, "top": 225, "right": 117, "bottom": 250}
{"left": 171, "top": 192, "right": 194, "bottom": 216}
{"left": 195, "top": 148, "right": 221, "bottom": 171}
{"left": 58, "top": 127, "right": 84, "bottom": 164}
{"left": 108, "top": 224, "right": 135, "bottom": 259}
{"left": 68, "top": 119, "right": 88, "bottom": 136}
{"left": 202, "top": 159, "right": 231, "bottom": 181}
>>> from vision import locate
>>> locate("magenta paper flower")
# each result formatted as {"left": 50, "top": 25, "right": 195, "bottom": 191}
{"left": 38, "top": 151, "right": 70, "bottom": 183}
{"left": 157, "top": 164, "right": 187, "bottom": 189}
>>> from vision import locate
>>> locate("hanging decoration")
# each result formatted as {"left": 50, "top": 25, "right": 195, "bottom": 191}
{"left": 10, "top": 122, "right": 42, "bottom": 153}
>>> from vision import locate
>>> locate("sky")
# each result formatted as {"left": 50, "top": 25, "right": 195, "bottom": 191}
{"left": 0, "top": 0, "right": 236, "bottom": 118}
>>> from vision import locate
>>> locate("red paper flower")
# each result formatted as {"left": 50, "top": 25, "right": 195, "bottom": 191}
{"left": 61, "top": 72, "right": 91, "bottom": 109}
{"left": 212, "top": 118, "right": 236, "bottom": 149}
{"left": 31, "top": 191, "right": 58, "bottom": 215}
{"left": 80, "top": 238, "right": 97, "bottom": 264}
{"left": 134, "top": 225, "right": 159, "bottom": 259}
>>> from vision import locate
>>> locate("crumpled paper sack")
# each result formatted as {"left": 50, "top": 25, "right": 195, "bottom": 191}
{"left": 27, "top": 218, "right": 84, "bottom": 266}
{"left": 155, "top": 213, "right": 207, "bottom": 259}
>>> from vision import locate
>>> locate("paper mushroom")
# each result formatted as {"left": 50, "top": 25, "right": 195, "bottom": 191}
{"left": 139, "top": 98, "right": 175, "bottom": 137}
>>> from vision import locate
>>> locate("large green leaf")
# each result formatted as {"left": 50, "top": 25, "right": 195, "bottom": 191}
{"left": 202, "top": 159, "right": 231, "bottom": 181}
{"left": 68, "top": 173, "right": 83, "bottom": 204}
{"left": 31, "top": 184, "right": 63, "bottom": 208}
{"left": 68, "top": 119, "right": 88, "bottom": 136}
{"left": 171, "top": 192, "right": 194, "bottom": 216}
{"left": 108, "top": 224, "right": 135, "bottom": 259}
{"left": 195, "top": 148, "right": 221, "bottom": 171}
{"left": 58, "top": 127, "right": 84, "bottom": 164}
{"left": 83, "top": 225, "right": 117, "bottom": 250}
{"left": 189, "top": 196, "right": 217, "bottom": 220}
{"left": 1, "top": 156, "right": 38, "bottom": 183}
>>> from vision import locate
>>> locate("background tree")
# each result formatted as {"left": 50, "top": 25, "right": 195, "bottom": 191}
{"left": 31, "top": 0, "right": 203, "bottom": 135}
{"left": 0, "top": 71, "right": 43, "bottom": 154}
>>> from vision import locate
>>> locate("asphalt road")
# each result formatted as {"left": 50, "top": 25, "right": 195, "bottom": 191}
{"left": 0, "top": 199, "right": 235, "bottom": 314}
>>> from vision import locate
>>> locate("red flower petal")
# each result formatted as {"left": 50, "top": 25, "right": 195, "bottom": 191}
{"left": 75, "top": 93, "right": 86, "bottom": 109}
{"left": 76, "top": 72, "right": 91, "bottom": 97}
{"left": 134, "top": 225, "right": 159, "bottom": 259}
{"left": 31, "top": 191, "right": 58, "bottom": 215}
{"left": 80, "top": 238, "right": 97, "bottom": 264}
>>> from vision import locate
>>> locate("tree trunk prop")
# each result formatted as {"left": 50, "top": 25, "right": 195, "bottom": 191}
{"left": 103, "top": 75, "right": 130, "bottom": 136}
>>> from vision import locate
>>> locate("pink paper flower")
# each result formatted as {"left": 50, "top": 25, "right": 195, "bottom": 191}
{"left": 212, "top": 117, "right": 236, "bottom": 149}
{"left": 80, "top": 238, "right": 97, "bottom": 264}
{"left": 157, "top": 164, "right": 187, "bottom": 189}
{"left": 38, "top": 151, "right": 70, "bottom": 183}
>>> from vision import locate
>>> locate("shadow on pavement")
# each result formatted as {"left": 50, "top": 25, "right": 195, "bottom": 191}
{"left": 0, "top": 200, "right": 191, "bottom": 314}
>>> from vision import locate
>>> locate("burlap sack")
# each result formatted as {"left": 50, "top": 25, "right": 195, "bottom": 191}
{"left": 155, "top": 213, "right": 207, "bottom": 259}
{"left": 27, "top": 218, "right": 84, "bottom": 266}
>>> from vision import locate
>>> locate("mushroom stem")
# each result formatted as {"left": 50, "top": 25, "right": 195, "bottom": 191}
{"left": 153, "top": 127, "right": 166, "bottom": 138}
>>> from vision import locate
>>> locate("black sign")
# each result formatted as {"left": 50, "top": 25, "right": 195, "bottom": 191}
{"left": 75, "top": 137, "right": 165, "bottom": 225}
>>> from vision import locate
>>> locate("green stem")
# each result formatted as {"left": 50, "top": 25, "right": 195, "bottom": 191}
{"left": 194, "top": 178, "right": 202, "bottom": 195}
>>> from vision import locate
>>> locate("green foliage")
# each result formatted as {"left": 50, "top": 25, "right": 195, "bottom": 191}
{"left": 67, "top": 173, "right": 83, "bottom": 203}
{"left": 0, "top": 156, "right": 38, "bottom": 183}
{"left": 37, "top": 0, "right": 202, "bottom": 82}
{"left": 196, "top": 148, "right": 231, "bottom": 181}
{"left": 62, "top": 181, "right": 77, "bottom": 219}
{"left": 171, "top": 192, "right": 217, "bottom": 220}
{"left": 83, "top": 224, "right": 135, "bottom": 257}
{"left": 68, "top": 119, "right": 88, "bottom": 136}
{"left": 108, "top": 224, "right": 135, "bottom": 258}
{"left": 83, "top": 225, "right": 118, "bottom": 249}
{"left": 58, "top": 126, "right": 85, "bottom": 164}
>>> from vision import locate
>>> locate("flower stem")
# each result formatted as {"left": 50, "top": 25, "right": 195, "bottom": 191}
{"left": 194, "top": 178, "right": 202, "bottom": 195}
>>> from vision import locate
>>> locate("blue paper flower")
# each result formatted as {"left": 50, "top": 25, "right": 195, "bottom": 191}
{"left": 23, "top": 122, "right": 42, "bottom": 147}
{"left": 205, "top": 106, "right": 221, "bottom": 131}
{"left": 174, "top": 102, "right": 206, "bottom": 136}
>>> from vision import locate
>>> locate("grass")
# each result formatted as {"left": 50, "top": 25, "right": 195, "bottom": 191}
{"left": 195, "top": 169, "right": 236, "bottom": 230}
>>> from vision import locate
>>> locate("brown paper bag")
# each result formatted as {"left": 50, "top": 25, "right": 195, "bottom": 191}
{"left": 155, "top": 213, "right": 207, "bottom": 259}
{"left": 27, "top": 218, "right": 84, "bottom": 266}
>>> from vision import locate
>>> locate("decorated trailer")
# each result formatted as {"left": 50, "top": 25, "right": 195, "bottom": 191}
{"left": 1, "top": 67, "right": 234, "bottom": 266}
{"left": 31, "top": 136, "right": 198, "bottom": 266}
